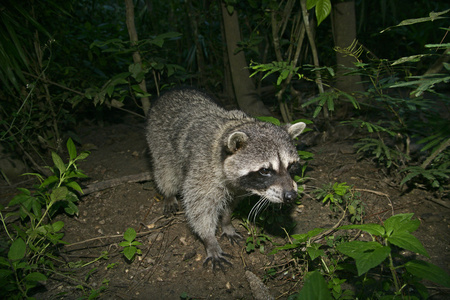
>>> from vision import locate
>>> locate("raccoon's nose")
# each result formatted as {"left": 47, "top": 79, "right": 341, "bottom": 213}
{"left": 284, "top": 191, "right": 297, "bottom": 202}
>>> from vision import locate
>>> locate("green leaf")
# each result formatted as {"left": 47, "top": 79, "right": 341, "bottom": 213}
{"left": 383, "top": 213, "right": 418, "bottom": 236}
{"left": 123, "top": 228, "right": 137, "bottom": 242}
{"left": 50, "top": 186, "right": 68, "bottom": 203}
{"left": 63, "top": 199, "right": 79, "bottom": 216}
{"left": 8, "top": 238, "right": 26, "bottom": 261}
{"left": 380, "top": 9, "right": 450, "bottom": 33}
{"left": 52, "top": 221, "right": 65, "bottom": 232}
{"left": 337, "top": 241, "right": 390, "bottom": 276}
{"left": 40, "top": 175, "right": 59, "bottom": 188}
{"left": 314, "top": 0, "right": 332, "bottom": 26}
{"left": 256, "top": 116, "right": 281, "bottom": 126}
{"left": 338, "top": 224, "right": 385, "bottom": 236}
{"left": 24, "top": 272, "right": 47, "bottom": 282}
{"left": 387, "top": 232, "right": 429, "bottom": 257}
{"left": 65, "top": 181, "right": 83, "bottom": 193}
{"left": 405, "top": 260, "right": 450, "bottom": 288}
{"left": 292, "top": 228, "right": 328, "bottom": 243}
{"left": 76, "top": 152, "right": 90, "bottom": 161}
{"left": 52, "top": 152, "right": 66, "bottom": 175}
{"left": 66, "top": 138, "right": 77, "bottom": 161}
{"left": 307, "top": 244, "right": 324, "bottom": 261}
{"left": 297, "top": 271, "right": 332, "bottom": 300}
{"left": 123, "top": 246, "right": 137, "bottom": 261}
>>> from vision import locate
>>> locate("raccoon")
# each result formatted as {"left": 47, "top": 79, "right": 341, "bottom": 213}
{"left": 146, "top": 88, "right": 306, "bottom": 269}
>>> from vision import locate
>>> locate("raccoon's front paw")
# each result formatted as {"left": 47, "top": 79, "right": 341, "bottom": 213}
{"left": 203, "top": 252, "right": 233, "bottom": 272}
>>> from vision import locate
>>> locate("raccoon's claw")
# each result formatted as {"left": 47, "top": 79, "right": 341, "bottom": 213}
{"left": 221, "top": 231, "right": 243, "bottom": 245}
{"left": 203, "top": 252, "right": 233, "bottom": 272}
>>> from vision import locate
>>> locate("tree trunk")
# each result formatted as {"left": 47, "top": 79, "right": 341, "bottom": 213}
{"left": 332, "top": 0, "right": 364, "bottom": 95}
{"left": 220, "top": 2, "right": 271, "bottom": 117}
{"left": 124, "top": 0, "right": 150, "bottom": 116}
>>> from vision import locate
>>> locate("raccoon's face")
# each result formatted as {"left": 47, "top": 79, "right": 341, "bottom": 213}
{"left": 235, "top": 159, "right": 299, "bottom": 203}
{"left": 223, "top": 122, "right": 305, "bottom": 203}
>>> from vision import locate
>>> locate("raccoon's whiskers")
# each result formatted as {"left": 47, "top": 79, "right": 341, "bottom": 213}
{"left": 248, "top": 197, "right": 269, "bottom": 223}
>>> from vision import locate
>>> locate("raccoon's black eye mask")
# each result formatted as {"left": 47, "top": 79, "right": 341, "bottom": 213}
{"left": 288, "top": 162, "right": 301, "bottom": 176}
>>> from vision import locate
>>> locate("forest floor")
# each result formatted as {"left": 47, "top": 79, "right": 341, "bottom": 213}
{"left": 1, "top": 112, "right": 449, "bottom": 299}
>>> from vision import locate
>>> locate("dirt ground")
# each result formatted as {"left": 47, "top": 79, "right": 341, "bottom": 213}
{"left": 1, "top": 113, "right": 449, "bottom": 299}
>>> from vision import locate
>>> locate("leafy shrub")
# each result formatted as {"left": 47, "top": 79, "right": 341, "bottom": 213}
{"left": 0, "top": 138, "right": 89, "bottom": 298}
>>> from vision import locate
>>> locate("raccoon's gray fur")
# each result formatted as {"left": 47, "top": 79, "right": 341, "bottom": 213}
{"left": 146, "top": 88, "right": 306, "bottom": 269}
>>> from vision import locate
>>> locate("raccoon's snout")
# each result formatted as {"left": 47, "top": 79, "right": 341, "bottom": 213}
{"left": 284, "top": 190, "right": 297, "bottom": 202}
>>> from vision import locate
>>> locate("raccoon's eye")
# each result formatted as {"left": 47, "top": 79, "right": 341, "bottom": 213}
{"left": 259, "top": 168, "right": 273, "bottom": 177}
{"left": 288, "top": 162, "right": 300, "bottom": 175}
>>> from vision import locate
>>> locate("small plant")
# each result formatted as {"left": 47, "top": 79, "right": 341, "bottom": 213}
{"left": 314, "top": 182, "right": 364, "bottom": 223}
{"left": 272, "top": 213, "right": 450, "bottom": 299}
{"left": 240, "top": 220, "right": 273, "bottom": 254}
{"left": 120, "top": 227, "right": 142, "bottom": 261}
{"left": 0, "top": 138, "right": 89, "bottom": 299}
{"left": 76, "top": 278, "right": 109, "bottom": 300}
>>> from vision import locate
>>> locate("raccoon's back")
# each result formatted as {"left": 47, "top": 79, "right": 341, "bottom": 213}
{"left": 146, "top": 88, "right": 248, "bottom": 173}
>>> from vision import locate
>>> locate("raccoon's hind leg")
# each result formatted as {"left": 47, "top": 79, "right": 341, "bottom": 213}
{"left": 152, "top": 165, "right": 181, "bottom": 215}
{"left": 163, "top": 195, "right": 178, "bottom": 215}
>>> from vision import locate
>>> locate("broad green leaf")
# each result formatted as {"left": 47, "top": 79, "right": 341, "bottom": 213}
{"left": 387, "top": 232, "right": 429, "bottom": 257}
{"left": 355, "top": 246, "right": 391, "bottom": 276}
{"left": 76, "top": 152, "right": 90, "bottom": 161}
{"left": 66, "top": 138, "right": 77, "bottom": 161}
{"left": 52, "top": 221, "right": 65, "bottom": 232}
{"left": 40, "top": 175, "right": 59, "bottom": 188}
{"left": 50, "top": 186, "right": 68, "bottom": 204}
{"left": 8, "top": 238, "right": 26, "bottom": 261}
{"left": 307, "top": 244, "right": 324, "bottom": 261}
{"left": 8, "top": 192, "right": 32, "bottom": 206}
{"left": 292, "top": 228, "right": 328, "bottom": 243}
{"left": 119, "top": 241, "right": 130, "bottom": 247}
{"left": 405, "top": 260, "right": 450, "bottom": 288}
{"left": 123, "top": 246, "right": 137, "bottom": 261}
{"left": 297, "top": 271, "right": 332, "bottom": 300}
{"left": 337, "top": 241, "right": 391, "bottom": 276}
{"left": 337, "top": 241, "right": 380, "bottom": 259}
{"left": 52, "top": 152, "right": 66, "bottom": 175}
{"left": 63, "top": 199, "right": 79, "bottom": 216}
{"left": 24, "top": 272, "right": 47, "bottom": 282}
{"left": 338, "top": 224, "right": 385, "bottom": 236}
{"left": 65, "top": 181, "right": 83, "bottom": 193}
{"left": 123, "top": 227, "right": 137, "bottom": 242}
{"left": 315, "top": 0, "right": 332, "bottom": 26}
{"left": 383, "top": 213, "right": 417, "bottom": 236}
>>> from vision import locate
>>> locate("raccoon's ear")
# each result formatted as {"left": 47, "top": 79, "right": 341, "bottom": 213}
{"left": 227, "top": 131, "right": 248, "bottom": 153}
{"left": 285, "top": 122, "right": 306, "bottom": 139}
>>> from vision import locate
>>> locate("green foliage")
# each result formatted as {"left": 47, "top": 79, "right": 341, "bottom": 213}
{"left": 119, "top": 228, "right": 142, "bottom": 261}
{"left": 250, "top": 61, "right": 303, "bottom": 86}
{"left": 0, "top": 138, "right": 89, "bottom": 299}
{"left": 89, "top": 32, "right": 185, "bottom": 112}
{"left": 306, "top": 0, "right": 332, "bottom": 26}
{"left": 302, "top": 90, "right": 360, "bottom": 118}
{"left": 297, "top": 271, "right": 332, "bottom": 299}
{"left": 76, "top": 278, "right": 109, "bottom": 300}
{"left": 400, "top": 165, "right": 450, "bottom": 190}
{"left": 271, "top": 214, "right": 450, "bottom": 299}
{"left": 314, "top": 182, "right": 364, "bottom": 223}
{"left": 355, "top": 138, "right": 409, "bottom": 169}
{"left": 241, "top": 220, "right": 273, "bottom": 254}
